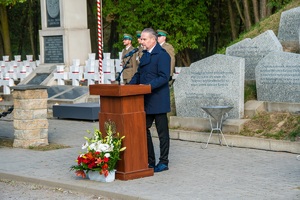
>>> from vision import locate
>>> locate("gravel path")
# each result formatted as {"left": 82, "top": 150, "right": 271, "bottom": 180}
{"left": 0, "top": 179, "right": 116, "bottom": 200}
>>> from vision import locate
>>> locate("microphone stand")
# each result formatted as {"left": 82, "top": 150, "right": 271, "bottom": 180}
{"left": 116, "top": 54, "right": 133, "bottom": 85}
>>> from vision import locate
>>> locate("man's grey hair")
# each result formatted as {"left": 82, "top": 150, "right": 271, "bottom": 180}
{"left": 142, "top": 28, "right": 158, "bottom": 40}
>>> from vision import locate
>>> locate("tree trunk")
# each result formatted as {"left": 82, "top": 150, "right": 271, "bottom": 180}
{"left": 228, "top": 0, "right": 238, "bottom": 40}
{"left": 243, "top": 0, "right": 252, "bottom": 30}
{"left": 252, "top": 0, "right": 259, "bottom": 23}
{"left": 108, "top": 20, "right": 119, "bottom": 58}
{"left": 33, "top": 0, "right": 40, "bottom": 60}
{"left": 0, "top": 4, "right": 12, "bottom": 58}
{"left": 234, "top": 0, "right": 245, "bottom": 25}
{"left": 266, "top": 1, "right": 272, "bottom": 17}
{"left": 260, "top": 0, "right": 267, "bottom": 19}
{"left": 177, "top": 49, "right": 191, "bottom": 67}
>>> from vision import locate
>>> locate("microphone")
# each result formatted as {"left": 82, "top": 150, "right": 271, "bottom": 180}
{"left": 123, "top": 48, "right": 139, "bottom": 58}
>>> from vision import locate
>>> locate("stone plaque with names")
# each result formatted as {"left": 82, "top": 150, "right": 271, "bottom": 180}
{"left": 173, "top": 54, "right": 245, "bottom": 119}
{"left": 278, "top": 6, "right": 300, "bottom": 42}
{"left": 46, "top": 0, "right": 60, "bottom": 27}
{"left": 256, "top": 51, "right": 300, "bottom": 103}
{"left": 44, "top": 35, "right": 64, "bottom": 63}
{"left": 226, "top": 30, "right": 282, "bottom": 80}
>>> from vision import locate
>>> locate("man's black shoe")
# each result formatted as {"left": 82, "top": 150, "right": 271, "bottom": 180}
{"left": 154, "top": 163, "right": 168, "bottom": 172}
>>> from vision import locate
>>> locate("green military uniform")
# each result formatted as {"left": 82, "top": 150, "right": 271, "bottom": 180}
{"left": 136, "top": 31, "right": 144, "bottom": 65}
{"left": 157, "top": 30, "right": 175, "bottom": 77}
{"left": 121, "top": 34, "right": 137, "bottom": 83}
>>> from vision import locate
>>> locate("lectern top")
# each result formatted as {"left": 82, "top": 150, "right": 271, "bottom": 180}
{"left": 89, "top": 84, "right": 151, "bottom": 97}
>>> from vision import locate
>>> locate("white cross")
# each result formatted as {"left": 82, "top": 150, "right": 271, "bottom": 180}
{"left": 1, "top": 73, "right": 14, "bottom": 94}
{"left": 53, "top": 65, "right": 68, "bottom": 85}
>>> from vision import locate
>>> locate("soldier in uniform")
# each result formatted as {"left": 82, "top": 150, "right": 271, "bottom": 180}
{"left": 121, "top": 33, "right": 137, "bottom": 84}
{"left": 136, "top": 31, "right": 144, "bottom": 66}
{"left": 157, "top": 30, "right": 175, "bottom": 81}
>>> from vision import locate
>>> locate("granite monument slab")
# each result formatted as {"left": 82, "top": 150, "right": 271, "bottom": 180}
{"left": 277, "top": 6, "right": 300, "bottom": 51}
{"left": 226, "top": 30, "right": 282, "bottom": 80}
{"left": 256, "top": 51, "right": 300, "bottom": 103}
{"left": 173, "top": 54, "right": 245, "bottom": 119}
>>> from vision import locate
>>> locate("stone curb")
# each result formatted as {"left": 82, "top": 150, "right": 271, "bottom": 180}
{"left": 0, "top": 172, "right": 141, "bottom": 200}
{"left": 151, "top": 128, "right": 300, "bottom": 154}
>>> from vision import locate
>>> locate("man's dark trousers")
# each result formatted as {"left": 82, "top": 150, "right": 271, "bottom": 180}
{"left": 146, "top": 113, "right": 170, "bottom": 166}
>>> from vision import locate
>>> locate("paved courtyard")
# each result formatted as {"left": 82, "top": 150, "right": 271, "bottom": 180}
{"left": 0, "top": 119, "right": 299, "bottom": 199}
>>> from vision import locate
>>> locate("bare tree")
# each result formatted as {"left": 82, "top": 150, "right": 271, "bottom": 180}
{"left": 252, "top": 0, "right": 260, "bottom": 23}
{"left": 228, "top": 0, "right": 238, "bottom": 40}
{"left": 260, "top": 0, "right": 267, "bottom": 19}
{"left": 243, "top": 0, "right": 252, "bottom": 30}
{"left": 0, "top": 4, "right": 11, "bottom": 58}
{"left": 234, "top": 0, "right": 245, "bottom": 25}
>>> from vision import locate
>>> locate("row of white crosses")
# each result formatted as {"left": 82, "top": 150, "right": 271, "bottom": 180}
{"left": 54, "top": 53, "right": 120, "bottom": 86}
{"left": 54, "top": 52, "right": 181, "bottom": 86}
{"left": 0, "top": 55, "right": 39, "bottom": 94}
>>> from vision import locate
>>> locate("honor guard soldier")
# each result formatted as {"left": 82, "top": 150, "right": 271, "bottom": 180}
{"left": 157, "top": 29, "right": 175, "bottom": 81}
{"left": 121, "top": 33, "right": 138, "bottom": 83}
{"left": 136, "top": 31, "right": 144, "bottom": 65}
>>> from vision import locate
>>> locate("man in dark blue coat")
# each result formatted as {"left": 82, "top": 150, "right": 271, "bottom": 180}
{"left": 129, "top": 28, "right": 171, "bottom": 173}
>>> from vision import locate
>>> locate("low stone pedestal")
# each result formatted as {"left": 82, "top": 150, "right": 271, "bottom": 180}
{"left": 12, "top": 85, "right": 49, "bottom": 148}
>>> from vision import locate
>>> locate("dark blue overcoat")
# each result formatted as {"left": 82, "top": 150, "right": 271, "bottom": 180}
{"left": 129, "top": 43, "right": 171, "bottom": 114}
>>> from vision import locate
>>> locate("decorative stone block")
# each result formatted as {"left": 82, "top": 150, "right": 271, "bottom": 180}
{"left": 13, "top": 99, "right": 48, "bottom": 110}
{"left": 14, "top": 119, "right": 48, "bottom": 130}
{"left": 12, "top": 85, "right": 49, "bottom": 148}
{"left": 12, "top": 89, "right": 48, "bottom": 99}
{"left": 13, "top": 139, "right": 48, "bottom": 148}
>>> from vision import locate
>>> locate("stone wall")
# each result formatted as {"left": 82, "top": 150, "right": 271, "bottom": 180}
{"left": 12, "top": 85, "right": 49, "bottom": 148}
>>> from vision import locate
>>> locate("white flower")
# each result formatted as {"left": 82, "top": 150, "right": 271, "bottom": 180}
{"left": 98, "top": 143, "right": 111, "bottom": 152}
{"left": 82, "top": 142, "right": 88, "bottom": 150}
{"left": 88, "top": 142, "right": 97, "bottom": 151}
{"left": 104, "top": 153, "right": 111, "bottom": 158}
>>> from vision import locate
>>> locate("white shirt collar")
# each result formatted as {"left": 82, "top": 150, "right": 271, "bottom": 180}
{"left": 148, "top": 45, "right": 156, "bottom": 53}
{"left": 126, "top": 45, "right": 132, "bottom": 50}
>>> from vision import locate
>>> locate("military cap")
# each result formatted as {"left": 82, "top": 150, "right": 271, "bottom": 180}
{"left": 136, "top": 31, "right": 141, "bottom": 38}
{"left": 123, "top": 33, "right": 133, "bottom": 40}
{"left": 157, "top": 29, "right": 168, "bottom": 37}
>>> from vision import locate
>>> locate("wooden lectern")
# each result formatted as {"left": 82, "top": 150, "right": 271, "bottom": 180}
{"left": 89, "top": 84, "right": 154, "bottom": 180}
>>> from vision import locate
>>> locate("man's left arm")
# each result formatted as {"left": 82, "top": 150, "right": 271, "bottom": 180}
{"left": 149, "top": 52, "right": 170, "bottom": 90}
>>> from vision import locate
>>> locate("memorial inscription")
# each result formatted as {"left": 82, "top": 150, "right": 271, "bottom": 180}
{"left": 190, "top": 71, "right": 233, "bottom": 87}
{"left": 44, "top": 36, "right": 64, "bottom": 63}
{"left": 259, "top": 66, "right": 300, "bottom": 85}
{"left": 256, "top": 51, "right": 300, "bottom": 103}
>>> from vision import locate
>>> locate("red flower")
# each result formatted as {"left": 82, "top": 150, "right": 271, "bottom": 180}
{"left": 101, "top": 169, "right": 109, "bottom": 177}
{"left": 88, "top": 162, "right": 97, "bottom": 169}
{"left": 102, "top": 163, "right": 108, "bottom": 170}
{"left": 75, "top": 170, "right": 86, "bottom": 178}
{"left": 95, "top": 158, "right": 103, "bottom": 164}
{"left": 103, "top": 157, "right": 109, "bottom": 163}
{"left": 85, "top": 152, "right": 94, "bottom": 160}
{"left": 77, "top": 156, "right": 83, "bottom": 164}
